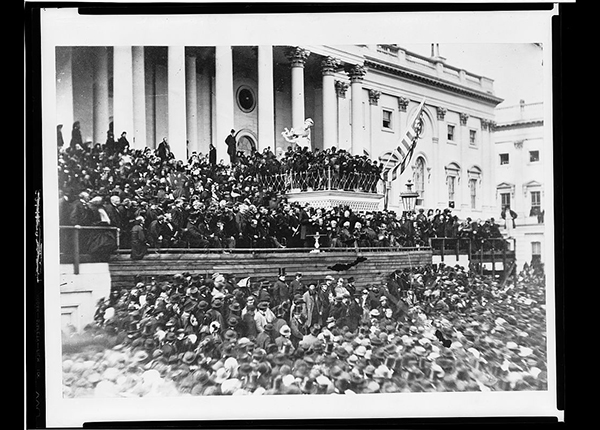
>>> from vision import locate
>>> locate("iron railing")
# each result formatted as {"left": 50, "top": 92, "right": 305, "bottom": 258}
{"left": 256, "top": 168, "right": 383, "bottom": 194}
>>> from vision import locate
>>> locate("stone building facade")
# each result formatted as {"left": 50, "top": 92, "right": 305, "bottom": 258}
{"left": 55, "top": 44, "right": 504, "bottom": 218}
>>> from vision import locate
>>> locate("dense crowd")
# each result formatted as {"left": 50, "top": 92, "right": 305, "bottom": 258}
{"left": 61, "top": 262, "right": 547, "bottom": 397}
{"left": 57, "top": 127, "right": 507, "bottom": 260}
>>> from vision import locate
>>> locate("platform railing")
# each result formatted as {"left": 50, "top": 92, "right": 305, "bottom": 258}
{"left": 429, "top": 236, "right": 516, "bottom": 280}
{"left": 257, "top": 168, "right": 382, "bottom": 194}
{"left": 60, "top": 225, "right": 120, "bottom": 274}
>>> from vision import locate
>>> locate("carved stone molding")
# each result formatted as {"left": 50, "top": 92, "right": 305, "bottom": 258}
{"left": 460, "top": 112, "right": 470, "bottom": 126}
{"left": 436, "top": 106, "right": 447, "bottom": 120}
{"left": 335, "top": 80, "right": 349, "bottom": 98}
{"left": 321, "top": 56, "right": 341, "bottom": 76}
{"left": 368, "top": 89, "right": 382, "bottom": 106}
{"left": 347, "top": 64, "right": 367, "bottom": 83}
{"left": 397, "top": 96, "right": 410, "bottom": 112}
{"left": 481, "top": 118, "right": 490, "bottom": 130}
{"left": 286, "top": 46, "right": 311, "bottom": 68}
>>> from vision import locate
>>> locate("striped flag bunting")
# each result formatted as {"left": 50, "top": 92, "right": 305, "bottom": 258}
{"left": 379, "top": 98, "right": 426, "bottom": 182}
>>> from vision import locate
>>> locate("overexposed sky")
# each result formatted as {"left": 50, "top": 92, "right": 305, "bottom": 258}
{"left": 401, "top": 43, "right": 545, "bottom": 107}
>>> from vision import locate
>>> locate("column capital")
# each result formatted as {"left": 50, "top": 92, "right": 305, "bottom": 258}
{"left": 368, "top": 89, "right": 381, "bottom": 106}
{"left": 398, "top": 96, "right": 410, "bottom": 112}
{"left": 286, "top": 46, "right": 311, "bottom": 68}
{"left": 347, "top": 64, "right": 366, "bottom": 83}
{"left": 459, "top": 112, "right": 470, "bottom": 125}
{"left": 321, "top": 56, "right": 341, "bottom": 76}
{"left": 481, "top": 118, "right": 490, "bottom": 130}
{"left": 335, "top": 80, "right": 349, "bottom": 98}
{"left": 436, "top": 106, "right": 447, "bottom": 120}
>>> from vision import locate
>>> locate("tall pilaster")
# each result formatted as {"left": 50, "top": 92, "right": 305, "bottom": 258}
{"left": 287, "top": 46, "right": 310, "bottom": 132}
{"left": 348, "top": 64, "right": 366, "bottom": 156}
{"left": 93, "top": 47, "right": 109, "bottom": 145}
{"left": 186, "top": 54, "right": 198, "bottom": 156}
{"left": 56, "top": 47, "right": 74, "bottom": 134}
{"left": 215, "top": 45, "right": 234, "bottom": 160}
{"left": 367, "top": 89, "right": 381, "bottom": 157}
{"left": 321, "top": 56, "right": 340, "bottom": 150}
{"left": 132, "top": 46, "right": 146, "bottom": 149}
{"left": 168, "top": 46, "right": 187, "bottom": 161}
{"left": 113, "top": 46, "right": 134, "bottom": 143}
{"left": 258, "top": 45, "right": 275, "bottom": 152}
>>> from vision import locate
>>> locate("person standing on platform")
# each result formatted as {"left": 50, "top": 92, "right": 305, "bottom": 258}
{"left": 57, "top": 124, "right": 65, "bottom": 148}
{"left": 226, "top": 129, "right": 237, "bottom": 166}
{"left": 209, "top": 142, "right": 217, "bottom": 167}
{"left": 70, "top": 121, "right": 83, "bottom": 151}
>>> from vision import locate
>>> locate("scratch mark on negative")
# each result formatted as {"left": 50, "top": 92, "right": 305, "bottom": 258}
{"left": 35, "top": 190, "right": 42, "bottom": 283}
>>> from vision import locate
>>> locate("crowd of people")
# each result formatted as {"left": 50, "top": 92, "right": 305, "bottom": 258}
{"left": 61, "top": 262, "right": 547, "bottom": 397}
{"left": 57, "top": 125, "right": 508, "bottom": 260}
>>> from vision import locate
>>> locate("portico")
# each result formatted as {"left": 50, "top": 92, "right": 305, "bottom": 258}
{"left": 56, "top": 44, "right": 503, "bottom": 219}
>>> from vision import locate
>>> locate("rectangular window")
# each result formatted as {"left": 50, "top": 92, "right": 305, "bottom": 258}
{"left": 531, "top": 191, "right": 541, "bottom": 208}
{"left": 531, "top": 241, "right": 542, "bottom": 257}
{"left": 447, "top": 124, "right": 455, "bottom": 141}
{"left": 382, "top": 109, "right": 392, "bottom": 129}
{"left": 469, "top": 178, "right": 477, "bottom": 209}
{"left": 529, "top": 150, "right": 540, "bottom": 162}
{"left": 500, "top": 192, "right": 511, "bottom": 209}
{"left": 448, "top": 176, "right": 456, "bottom": 201}
{"left": 469, "top": 129, "right": 477, "bottom": 145}
{"left": 500, "top": 153, "right": 509, "bottom": 165}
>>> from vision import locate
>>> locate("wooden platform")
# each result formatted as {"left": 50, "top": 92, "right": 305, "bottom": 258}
{"left": 108, "top": 247, "right": 433, "bottom": 290}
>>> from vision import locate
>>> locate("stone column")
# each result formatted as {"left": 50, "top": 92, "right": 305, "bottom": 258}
{"left": 258, "top": 45, "right": 275, "bottom": 152}
{"left": 56, "top": 47, "right": 74, "bottom": 135}
{"left": 93, "top": 47, "right": 109, "bottom": 146}
{"left": 321, "top": 56, "right": 340, "bottom": 150}
{"left": 335, "top": 80, "right": 350, "bottom": 152}
{"left": 186, "top": 54, "right": 198, "bottom": 156}
{"left": 367, "top": 89, "right": 381, "bottom": 157}
{"left": 167, "top": 46, "right": 187, "bottom": 161}
{"left": 132, "top": 46, "right": 146, "bottom": 149}
{"left": 348, "top": 64, "right": 366, "bottom": 156}
{"left": 113, "top": 46, "right": 134, "bottom": 143}
{"left": 215, "top": 45, "right": 234, "bottom": 161}
{"left": 287, "top": 46, "right": 310, "bottom": 132}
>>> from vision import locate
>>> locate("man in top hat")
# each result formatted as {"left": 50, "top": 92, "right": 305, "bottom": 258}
{"left": 272, "top": 268, "right": 291, "bottom": 309}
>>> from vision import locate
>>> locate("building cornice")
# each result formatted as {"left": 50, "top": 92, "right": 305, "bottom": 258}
{"left": 363, "top": 56, "right": 504, "bottom": 106}
{"left": 494, "top": 119, "right": 544, "bottom": 130}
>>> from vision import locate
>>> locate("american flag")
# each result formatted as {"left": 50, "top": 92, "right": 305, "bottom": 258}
{"left": 379, "top": 99, "right": 426, "bottom": 182}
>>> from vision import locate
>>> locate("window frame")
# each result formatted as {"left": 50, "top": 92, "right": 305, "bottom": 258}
{"left": 447, "top": 123, "right": 456, "bottom": 143}
{"left": 381, "top": 108, "right": 394, "bottom": 132}
{"left": 529, "top": 150, "right": 540, "bottom": 163}
{"left": 499, "top": 153, "right": 510, "bottom": 165}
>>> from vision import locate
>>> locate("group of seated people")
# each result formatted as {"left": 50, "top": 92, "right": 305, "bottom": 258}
{"left": 63, "top": 262, "right": 547, "bottom": 397}
{"left": 57, "top": 126, "right": 507, "bottom": 259}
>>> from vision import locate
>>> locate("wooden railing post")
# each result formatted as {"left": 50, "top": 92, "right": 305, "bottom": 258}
{"left": 479, "top": 242, "right": 484, "bottom": 276}
{"left": 72, "top": 225, "right": 80, "bottom": 275}
{"left": 455, "top": 238, "right": 460, "bottom": 261}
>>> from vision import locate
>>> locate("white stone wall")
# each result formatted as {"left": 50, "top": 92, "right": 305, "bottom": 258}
{"left": 60, "top": 263, "right": 112, "bottom": 334}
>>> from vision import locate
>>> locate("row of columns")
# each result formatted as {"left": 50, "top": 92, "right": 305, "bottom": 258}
{"left": 287, "top": 47, "right": 367, "bottom": 155}
{"left": 57, "top": 45, "right": 368, "bottom": 160}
